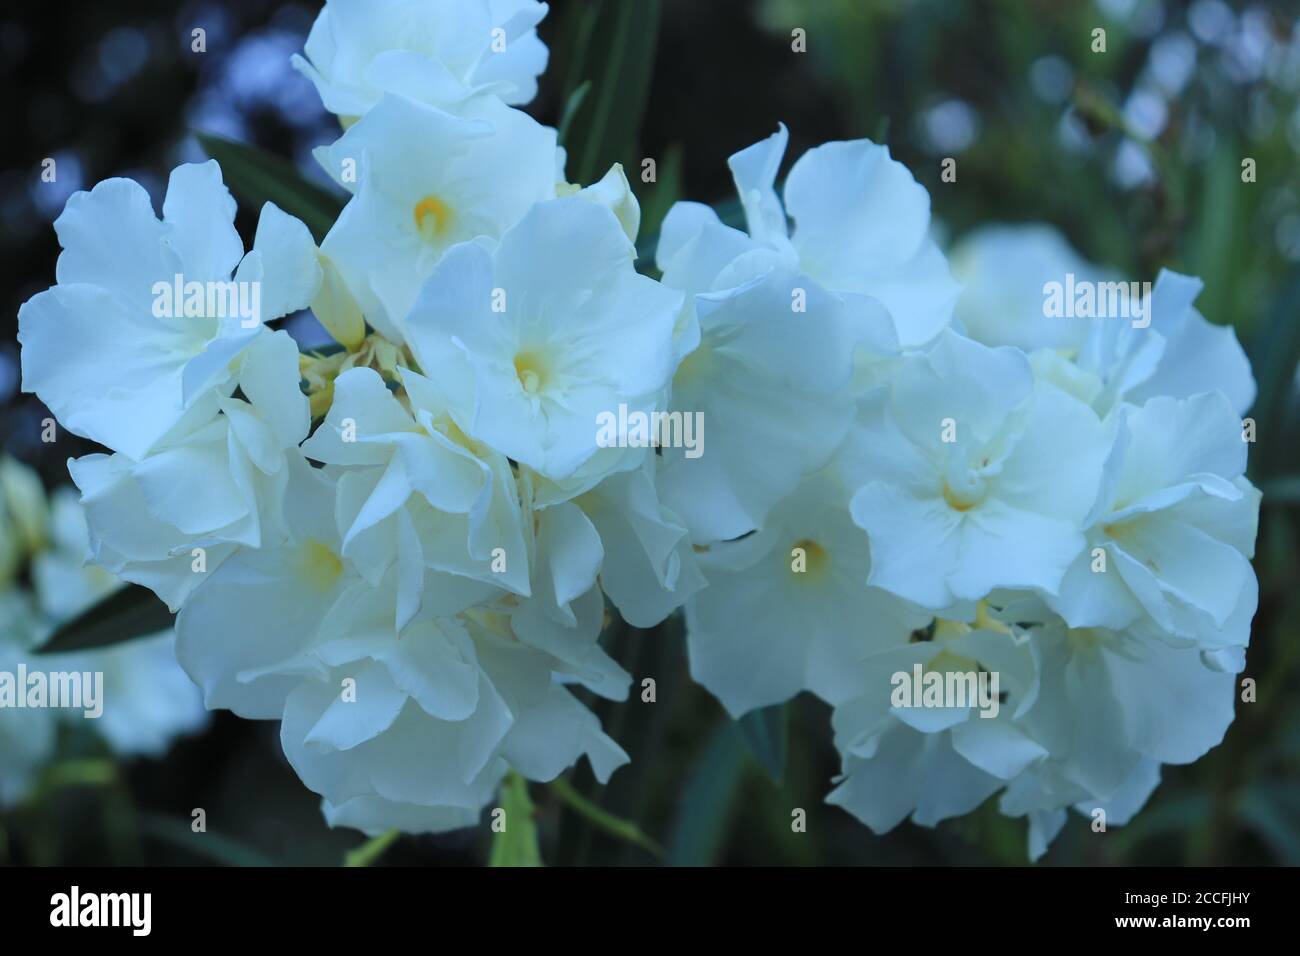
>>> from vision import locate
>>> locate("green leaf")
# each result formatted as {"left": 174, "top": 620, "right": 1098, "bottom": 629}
{"left": 1238, "top": 783, "right": 1300, "bottom": 865}
{"left": 36, "top": 584, "right": 174, "bottom": 655}
{"left": 489, "top": 772, "right": 542, "bottom": 867}
{"left": 1259, "top": 476, "right": 1300, "bottom": 502}
{"left": 638, "top": 142, "right": 682, "bottom": 242}
{"left": 558, "top": 0, "right": 662, "bottom": 188}
{"left": 194, "top": 131, "right": 345, "bottom": 244}
{"left": 37, "top": 758, "right": 118, "bottom": 792}
{"left": 136, "top": 812, "right": 275, "bottom": 867}
{"left": 1106, "top": 794, "right": 1213, "bottom": 855}
{"left": 1246, "top": 268, "right": 1300, "bottom": 478}
{"left": 736, "top": 703, "right": 788, "bottom": 783}
{"left": 667, "top": 724, "right": 748, "bottom": 866}
{"left": 1186, "top": 144, "right": 1240, "bottom": 331}
{"left": 633, "top": 142, "right": 682, "bottom": 274}
{"left": 556, "top": 79, "right": 592, "bottom": 147}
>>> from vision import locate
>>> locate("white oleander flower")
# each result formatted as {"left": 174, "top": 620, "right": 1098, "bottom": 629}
{"left": 828, "top": 617, "right": 1043, "bottom": 833}
{"left": 950, "top": 224, "right": 1255, "bottom": 416}
{"left": 303, "top": 363, "right": 694, "bottom": 667}
{"left": 981, "top": 590, "right": 1238, "bottom": 860}
{"left": 848, "top": 329, "right": 1109, "bottom": 609}
{"left": 316, "top": 93, "right": 558, "bottom": 342}
{"left": 293, "top": 0, "right": 549, "bottom": 122}
{"left": 302, "top": 364, "right": 531, "bottom": 630}
{"left": 281, "top": 609, "right": 627, "bottom": 836}
{"left": 950, "top": 223, "right": 1104, "bottom": 355}
{"left": 655, "top": 265, "right": 884, "bottom": 544}
{"left": 826, "top": 593, "right": 1239, "bottom": 858}
{"left": 1000, "top": 757, "right": 1162, "bottom": 861}
{"left": 70, "top": 331, "right": 309, "bottom": 610}
{"left": 315, "top": 92, "right": 559, "bottom": 343}
{"left": 501, "top": 499, "right": 626, "bottom": 695}
{"left": 1082, "top": 269, "right": 1256, "bottom": 416}
{"left": 18, "top": 162, "right": 320, "bottom": 461}
{"left": 658, "top": 124, "right": 960, "bottom": 351}
{"left": 686, "top": 468, "right": 930, "bottom": 717}
{"left": 175, "top": 458, "right": 628, "bottom": 835}
{"left": 174, "top": 455, "right": 356, "bottom": 719}
{"left": 402, "top": 197, "right": 683, "bottom": 482}
{"left": 1047, "top": 391, "right": 1260, "bottom": 653}
{"left": 501, "top": 470, "right": 700, "bottom": 699}
{"left": 1010, "top": 616, "right": 1238, "bottom": 812}
{"left": 573, "top": 456, "right": 707, "bottom": 629}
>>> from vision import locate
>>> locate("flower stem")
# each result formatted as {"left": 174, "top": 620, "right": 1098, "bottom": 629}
{"left": 343, "top": 828, "right": 399, "bottom": 867}
{"left": 549, "top": 776, "right": 664, "bottom": 860}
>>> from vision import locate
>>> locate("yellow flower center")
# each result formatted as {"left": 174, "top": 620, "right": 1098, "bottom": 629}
{"left": 675, "top": 346, "right": 713, "bottom": 387}
{"left": 790, "top": 538, "right": 830, "bottom": 579}
{"left": 413, "top": 195, "right": 454, "bottom": 242}
{"left": 942, "top": 482, "right": 979, "bottom": 512}
{"left": 295, "top": 539, "right": 343, "bottom": 592}
{"left": 513, "top": 351, "right": 548, "bottom": 395}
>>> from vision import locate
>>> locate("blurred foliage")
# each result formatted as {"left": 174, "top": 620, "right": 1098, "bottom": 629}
{"left": 3, "top": 0, "right": 1300, "bottom": 866}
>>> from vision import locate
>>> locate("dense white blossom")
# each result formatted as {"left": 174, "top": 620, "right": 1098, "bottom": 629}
{"left": 402, "top": 197, "right": 682, "bottom": 482}
{"left": 316, "top": 92, "right": 559, "bottom": 342}
{"left": 659, "top": 124, "right": 959, "bottom": 352}
{"left": 18, "top": 162, "right": 318, "bottom": 462}
{"left": 293, "top": 0, "right": 549, "bottom": 122}
{"left": 849, "top": 330, "right": 1109, "bottom": 609}
{"left": 10, "top": 14, "right": 1264, "bottom": 863}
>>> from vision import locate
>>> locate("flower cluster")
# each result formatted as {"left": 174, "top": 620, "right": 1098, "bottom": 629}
{"left": 16, "top": 0, "right": 1261, "bottom": 855}
{"left": 20, "top": 0, "right": 690, "bottom": 836}
{"left": 682, "top": 202, "right": 1257, "bottom": 857}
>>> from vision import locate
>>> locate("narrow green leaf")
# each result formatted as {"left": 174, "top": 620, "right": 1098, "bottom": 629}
{"left": 136, "top": 812, "right": 275, "bottom": 867}
{"left": 638, "top": 141, "right": 682, "bottom": 241}
{"left": 558, "top": 0, "right": 662, "bottom": 188}
{"left": 1238, "top": 784, "right": 1300, "bottom": 865}
{"left": 194, "top": 131, "right": 345, "bottom": 244}
{"left": 633, "top": 142, "right": 682, "bottom": 274}
{"left": 37, "top": 758, "right": 118, "bottom": 792}
{"left": 667, "top": 724, "right": 748, "bottom": 866}
{"left": 557, "top": 79, "right": 592, "bottom": 147}
{"left": 1106, "top": 794, "right": 1213, "bottom": 855}
{"left": 36, "top": 584, "right": 174, "bottom": 655}
{"left": 736, "top": 703, "right": 788, "bottom": 783}
{"left": 1247, "top": 268, "right": 1300, "bottom": 478}
{"left": 489, "top": 772, "right": 542, "bottom": 867}
{"left": 1259, "top": 476, "right": 1300, "bottom": 502}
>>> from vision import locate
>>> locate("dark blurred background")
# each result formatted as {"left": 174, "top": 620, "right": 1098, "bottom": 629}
{"left": 2, "top": 0, "right": 1299, "bottom": 865}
